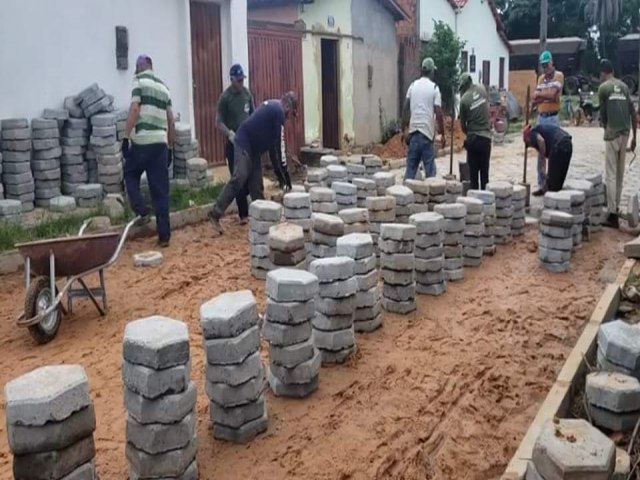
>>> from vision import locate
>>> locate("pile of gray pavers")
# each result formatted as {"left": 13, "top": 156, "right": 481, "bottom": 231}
{"left": 332, "top": 181, "right": 357, "bottom": 211}
{"left": 91, "top": 113, "right": 122, "bottom": 194}
{"left": 327, "top": 164, "right": 348, "bottom": 185}
{"left": 265, "top": 268, "right": 321, "bottom": 397}
{"left": 468, "top": 189, "right": 497, "bottom": 256}
{"left": 249, "top": 200, "right": 282, "bottom": 279}
{"left": 310, "top": 186, "right": 338, "bottom": 214}
{"left": 123, "top": 316, "right": 197, "bottom": 478}
{"left": 269, "top": 222, "right": 306, "bottom": 269}
{"left": 564, "top": 178, "right": 596, "bottom": 239}
{"left": 585, "top": 173, "right": 607, "bottom": 230}
{"left": 305, "top": 167, "right": 329, "bottom": 190}
{"left": 366, "top": 195, "right": 396, "bottom": 262}
{"left": 527, "top": 418, "right": 616, "bottom": 479}
{"left": 445, "top": 180, "right": 463, "bottom": 204}
{"left": 386, "top": 185, "right": 414, "bottom": 223}
{"left": 410, "top": 212, "right": 447, "bottom": 296}
{"left": 404, "top": 179, "right": 430, "bottom": 214}
{"left": 373, "top": 171, "right": 396, "bottom": 196}
{"left": 310, "top": 212, "right": 344, "bottom": 262}
{"left": 31, "top": 118, "right": 63, "bottom": 208}
{"left": 5, "top": 364, "right": 97, "bottom": 479}
{"left": 320, "top": 154, "right": 339, "bottom": 167}
{"left": 457, "top": 196, "right": 484, "bottom": 268}
{"left": 434, "top": 203, "right": 466, "bottom": 282}
{"left": 586, "top": 371, "right": 640, "bottom": 432}
{"left": 339, "top": 207, "right": 369, "bottom": 234}
{"left": 61, "top": 118, "right": 90, "bottom": 195}
{"left": 346, "top": 160, "right": 366, "bottom": 181}
{"left": 544, "top": 190, "right": 586, "bottom": 249}
{"left": 362, "top": 154, "right": 383, "bottom": 178}
{"left": 75, "top": 183, "right": 104, "bottom": 209}
{"left": 1, "top": 118, "right": 35, "bottom": 212}
{"left": 538, "top": 209, "right": 573, "bottom": 272}
{"left": 310, "top": 257, "right": 358, "bottom": 363}
{"left": 352, "top": 177, "right": 376, "bottom": 208}
{"left": 511, "top": 184, "right": 527, "bottom": 236}
{"left": 487, "top": 181, "right": 513, "bottom": 245}
{"left": 200, "top": 290, "right": 268, "bottom": 443}
{"left": 116, "top": 110, "right": 127, "bottom": 142}
{"left": 379, "top": 223, "right": 417, "bottom": 314}
{"left": 337, "top": 233, "right": 382, "bottom": 332}
{"left": 174, "top": 124, "right": 198, "bottom": 180}
{"left": 283, "top": 192, "right": 312, "bottom": 258}
{"left": 186, "top": 158, "right": 207, "bottom": 188}
{"left": 425, "top": 178, "right": 447, "bottom": 211}
{"left": 75, "top": 83, "right": 114, "bottom": 118}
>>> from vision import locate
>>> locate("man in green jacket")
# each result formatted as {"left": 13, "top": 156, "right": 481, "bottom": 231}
{"left": 216, "top": 64, "right": 255, "bottom": 223}
{"left": 459, "top": 73, "right": 492, "bottom": 190}
{"left": 598, "top": 59, "right": 637, "bottom": 228}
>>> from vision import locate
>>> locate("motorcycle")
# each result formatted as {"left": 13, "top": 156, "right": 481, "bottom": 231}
{"left": 573, "top": 88, "right": 599, "bottom": 126}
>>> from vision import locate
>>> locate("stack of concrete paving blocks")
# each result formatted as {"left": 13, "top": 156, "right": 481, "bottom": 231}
{"left": 410, "top": 212, "right": 447, "bottom": 296}
{"left": 320, "top": 154, "right": 339, "bottom": 167}
{"left": 310, "top": 186, "right": 338, "bottom": 214}
{"left": 386, "top": 185, "right": 414, "bottom": 223}
{"left": 265, "top": 268, "right": 321, "bottom": 397}
{"left": 310, "top": 257, "right": 358, "bottom": 363}
{"left": 527, "top": 418, "right": 615, "bottom": 479}
{"left": 346, "top": 161, "right": 366, "bottom": 181}
{"left": 332, "top": 181, "right": 357, "bottom": 211}
{"left": 61, "top": 118, "right": 90, "bottom": 196}
{"left": 373, "top": 171, "right": 396, "bottom": 196}
{"left": 283, "top": 192, "right": 312, "bottom": 258}
{"left": 487, "top": 181, "right": 513, "bottom": 245}
{"left": 186, "top": 158, "right": 208, "bottom": 188}
{"left": 305, "top": 168, "right": 329, "bottom": 191}
{"left": 0, "top": 199, "right": 22, "bottom": 221}
{"left": 1, "top": 118, "right": 35, "bottom": 212}
{"left": 352, "top": 177, "right": 377, "bottom": 208}
{"left": 174, "top": 124, "right": 196, "bottom": 179}
{"left": 115, "top": 110, "right": 128, "bottom": 141}
{"left": 339, "top": 207, "right": 369, "bottom": 234}
{"left": 310, "top": 213, "right": 344, "bottom": 262}
{"left": 457, "top": 197, "right": 485, "bottom": 268}
{"left": 363, "top": 155, "right": 383, "bottom": 178}
{"left": 366, "top": 196, "right": 396, "bottom": 262}
{"left": 43, "top": 108, "right": 69, "bottom": 130}
{"left": 404, "top": 179, "right": 430, "bottom": 214}
{"left": 468, "top": 190, "right": 497, "bottom": 256}
{"left": 538, "top": 209, "right": 573, "bottom": 272}
{"left": 585, "top": 371, "right": 640, "bottom": 432}
{"left": 91, "top": 113, "right": 123, "bottom": 194}
{"left": 85, "top": 148, "right": 98, "bottom": 184}
{"left": 586, "top": 173, "right": 607, "bottom": 230}
{"left": 379, "top": 224, "right": 417, "bottom": 314}
{"left": 445, "top": 180, "right": 463, "bottom": 203}
{"left": 511, "top": 184, "right": 527, "bottom": 236}
{"left": 76, "top": 83, "right": 114, "bottom": 118}
{"left": 544, "top": 190, "right": 586, "bottom": 249}
{"left": 269, "top": 223, "right": 306, "bottom": 270}
{"left": 200, "top": 291, "right": 267, "bottom": 443}
{"left": 75, "top": 184, "right": 104, "bottom": 209}
{"left": 249, "top": 200, "right": 282, "bottom": 279}
{"left": 327, "top": 164, "right": 348, "bottom": 185}
{"left": 337, "top": 233, "right": 382, "bottom": 332}
{"left": 5, "top": 365, "right": 97, "bottom": 479}
{"left": 425, "top": 178, "right": 447, "bottom": 211}
{"left": 31, "top": 118, "right": 62, "bottom": 207}
{"left": 564, "top": 179, "right": 597, "bottom": 243}
{"left": 598, "top": 320, "right": 640, "bottom": 379}
{"left": 123, "top": 316, "right": 197, "bottom": 478}
{"left": 434, "top": 203, "right": 466, "bottom": 281}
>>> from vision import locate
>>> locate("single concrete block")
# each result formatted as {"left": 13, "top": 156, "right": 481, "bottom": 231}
{"left": 309, "top": 256, "right": 355, "bottom": 282}
{"left": 366, "top": 195, "right": 396, "bottom": 211}
{"left": 380, "top": 268, "right": 415, "bottom": 286}
{"left": 269, "top": 223, "right": 305, "bottom": 253}
{"left": 541, "top": 209, "right": 574, "bottom": 227}
{"left": 13, "top": 435, "right": 95, "bottom": 480}
{"left": 313, "top": 311, "right": 354, "bottom": 331}
{"left": 122, "top": 359, "right": 190, "bottom": 399}
{"left": 203, "top": 325, "right": 260, "bottom": 366}
{"left": 249, "top": 200, "right": 282, "bottom": 222}
{"left": 415, "top": 233, "right": 444, "bottom": 250}
{"left": 126, "top": 435, "right": 196, "bottom": 479}
{"left": 327, "top": 165, "right": 347, "bottom": 179}
{"left": 378, "top": 238, "right": 414, "bottom": 254}
{"left": 316, "top": 295, "right": 357, "bottom": 316}
{"left": 211, "top": 394, "right": 266, "bottom": 432}
{"left": 127, "top": 411, "right": 195, "bottom": 455}
{"left": 586, "top": 372, "right": 640, "bottom": 413}
{"left": 383, "top": 283, "right": 416, "bottom": 302}
{"left": 206, "top": 351, "right": 261, "bottom": 386}
{"left": 200, "top": 290, "right": 259, "bottom": 339}
{"left": 336, "top": 233, "right": 374, "bottom": 260}
{"left": 314, "top": 327, "right": 355, "bottom": 352}
{"left": 416, "top": 281, "right": 447, "bottom": 296}
{"left": 123, "top": 316, "right": 189, "bottom": 370}
{"left": 409, "top": 212, "right": 445, "bottom": 234}
{"left": 354, "top": 254, "right": 377, "bottom": 275}
{"left": 380, "top": 223, "right": 417, "bottom": 241}
{"left": 263, "top": 319, "right": 312, "bottom": 347}
{"left": 589, "top": 403, "right": 640, "bottom": 432}
{"left": 312, "top": 213, "right": 345, "bottom": 236}
{"left": 2, "top": 118, "right": 29, "bottom": 129}
{"left": 307, "top": 168, "right": 328, "bottom": 183}
{"left": 75, "top": 184, "right": 103, "bottom": 199}
{"left": 0, "top": 199, "right": 23, "bottom": 216}
{"left": 538, "top": 247, "right": 571, "bottom": 263}
{"left": 310, "top": 187, "right": 336, "bottom": 203}
{"left": 2, "top": 128, "right": 31, "bottom": 140}
{"left": 283, "top": 193, "right": 311, "bottom": 210}
{"left": 319, "top": 277, "right": 358, "bottom": 299}
{"left": 415, "top": 256, "right": 445, "bottom": 273}
{"left": 332, "top": 181, "right": 357, "bottom": 196}
{"left": 339, "top": 208, "right": 369, "bottom": 225}
{"left": 434, "top": 203, "right": 467, "bottom": 219}
{"left": 267, "top": 368, "right": 319, "bottom": 398}
{"left": 269, "top": 337, "right": 315, "bottom": 368}
{"left": 266, "top": 268, "right": 319, "bottom": 302}
{"left": 381, "top": 297, "right": 416, "bottom": 314}
{"left": 270, "top": 348, "right": 321, "bottom": 384}
{"left": 539, "top": 234, "right": 573, "bottom": 251}
{"left": 356, "top": 286, "right": 380, "bottom": 308}
{"left": 380, "top": 253, "right": 414, "bottom": 271}
{"left": 132, "top": 251, "right": 163, "bottom": 268}
{"left": 368, "top": 209, "right": 396, "bottom": 222}
{"left": 386, "top": 185, "right": 415, "bottom": 206}
{"left": 265, "top": 298, "right": 315, "bottom": 326}
{"left": 599, "top": 320, "right": 640, "bottom": 372}
{"left": 355, "top": 269, "right": 378, "bottom": 291}
{"left": 125, "top": 381, "right": 196, "bottom": 424}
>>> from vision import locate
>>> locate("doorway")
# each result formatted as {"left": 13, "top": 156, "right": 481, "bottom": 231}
{"left": 482, "top": 60, "right": 491, "bottom": 87}
{"left": 321, "top": 39, "right": 340, "bottom": 149}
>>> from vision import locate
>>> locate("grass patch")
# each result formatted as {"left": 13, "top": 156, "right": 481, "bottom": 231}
{"left": 168, "top": 182, "right": 225, "bottom": 211}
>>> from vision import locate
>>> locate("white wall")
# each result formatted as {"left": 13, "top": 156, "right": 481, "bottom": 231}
{"left": 419, "top": 0, "right": 455, "bottom": 41}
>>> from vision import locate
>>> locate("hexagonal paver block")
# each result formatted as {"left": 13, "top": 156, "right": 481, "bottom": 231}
{"left": 269, "top": 223, "right": 304, "bottom": 252}
{"left": 269, "top": 348, "right": 321, "bottom": 384}
{"left": 532, "top": 419, "right": 615, "bottom": 480}
{"left": 487, "top": 181, "right": 514, "bottom": 198}
{"left": 122, "top": 360, "right": 190, "bottom": 399}
{"left": 544, "top": 191, "right": 573, "bottom": 210}
{"left": 467, "top": 189, "right": 496, "bottom": 205}
{"left": 310, "top": 257, "right": 355, "bottom": 283}
{"left": 366, "top": 196, "right": 395, "bottom": 211}
{"left": 200, "top": 290, "right": 259, "bottom": 339}
{"left": 249, "top": 200, "right": 282, "bottom": 222}
{"left": 310, "top": 187, "right": 336, "bottom": 202}
{"left": 133, "top": 251, "right": 163, "bottom": 267}
{"left": 266, "top": 268, "right": 319, "bottom": 302}
{"left": 327, "top": 164, "right": 347, "bottom": 178}
{"left": 336, "top": 233, "right": 374, "bottom": 260}
{"left": 586, "top": 372, "right": 640, "bottom": 413}
{"left": 563, "top": 179, "right": 594, "bottom": 194}
{"left": 125, "top": 381, "right": 197, "bottom": 425}
{"left": 589, "top": 403, "right": 640, "bottom": 432}
{"left": 126, "top": 435, "right": 196, "bottom": 478}
{"left": 598, "top": 320, "right": 640, "bottom": 371}
{"left": 409, "top": 212, "right": 445, "bottom": 234}
{"left": 311, "top": 213, "right": 344, "bottom": 236}
{"left": 5, "top": 365, "right": 90, "bottom": 426}
{"left": 455, "top": 197, "right": 484, "bottom": 215}
{"left": 338, "top": 208, "right": 369, "bottom": 224}
{"left": 385, "top": 185, "right": 415, "bottom": 205}
{"left": 541, "top": 209, "right": 575, "bottom": 227}
{"left": 380, "top": 223, "right": 417, "bottom": 241}
{"left": 320, "top": 155, "right": 339, "bottom": 166}
{"left": 332, "top": 181, "right": 357, "bottom": 196}
{"left": 307, "top": 168, "right": 328, "bottom": 182}
{"left": 283, "top": 192, "right": 311, "bottom": 209}
{"left": 434, "top": 203, "right": 467, "bottom": 219}
{"left": 127, "top": 411, "right": 195, "bottom": 455}
{"left": 123, "top": 316, "right": 189, "bottom": 370}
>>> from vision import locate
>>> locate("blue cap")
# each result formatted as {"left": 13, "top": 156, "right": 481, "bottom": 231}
{"left": 230, "top": 64, "right": 245, "bottom": 79}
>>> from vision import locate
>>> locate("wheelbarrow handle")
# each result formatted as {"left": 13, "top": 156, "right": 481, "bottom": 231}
{"left": 104, "top": 216, "right": 141, "bottom": 270}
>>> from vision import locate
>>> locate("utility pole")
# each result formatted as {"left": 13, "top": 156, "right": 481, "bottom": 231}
{"left": 540, "top": 0, "right": 548, "bottom": 56}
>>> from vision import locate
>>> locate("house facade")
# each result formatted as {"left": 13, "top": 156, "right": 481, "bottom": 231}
{"left": 0, "top": 0, "right": 249, "bottom": 164}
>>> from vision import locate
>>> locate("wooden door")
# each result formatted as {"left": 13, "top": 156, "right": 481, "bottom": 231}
{"left": 190, "top": 1, "right": 224, "bottom": 165}
{"left": 321, "top": 39, "right": 340, "bottom": 149}
{"left": 482, "top": 60, "right": 491, "bottom": 87}
{"left": 499, "top": 57, "right": 505, "bottom": 89}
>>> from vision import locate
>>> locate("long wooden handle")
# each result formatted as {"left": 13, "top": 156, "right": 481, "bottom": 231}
{"left": 523, "top": 85, "right": 531, "bottom": 184}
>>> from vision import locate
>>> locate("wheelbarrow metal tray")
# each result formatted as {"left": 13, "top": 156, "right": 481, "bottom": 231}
{"left": 15, "top": 233, "right": 120, "bottom": 277}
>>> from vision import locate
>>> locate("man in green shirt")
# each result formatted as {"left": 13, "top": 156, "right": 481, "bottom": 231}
{"left": 459, "top": 73, "right": 492, "bottom": 190}
{"left": 216, "top": 64, "right": 255, "bottom": 222}
{"left": 598, "top": 59, "right": 637, "bottom": 228}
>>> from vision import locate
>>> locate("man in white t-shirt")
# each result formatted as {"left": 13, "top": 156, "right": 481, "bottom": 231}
{"left": 402, "top": 57, "right": 445, "bottom": 180}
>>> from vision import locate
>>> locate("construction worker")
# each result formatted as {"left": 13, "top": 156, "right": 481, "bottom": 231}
{"left": 459, "top": 73, "right": 492, "bottom": 190}
{"left": 402, "top": 57, "right": 445, "bottom": 180}
{"left": 522, "top": 123, "right": 572, "bottom": 194}
{"left": 208, "top": 92, "right": 295, "bottom": 235}
{"left": 122, "top": 54, "right": 175, "bottom": 247}
{"left": 216, "top": 64, "right": 255, "bottom": 224}
{"left": 598, "top": 59, "right": 637, "bottom": 229}
{"left": 532, "top": 51, "right": 564, "bottom": 196}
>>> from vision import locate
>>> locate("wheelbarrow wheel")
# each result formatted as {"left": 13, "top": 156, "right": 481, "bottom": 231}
{"left": 25, "top": 276, "right": 61, "bottom": 344}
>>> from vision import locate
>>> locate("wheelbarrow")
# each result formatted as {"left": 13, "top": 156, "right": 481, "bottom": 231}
{"left": 15, "top": 216, "right": 140, "bottom": 344}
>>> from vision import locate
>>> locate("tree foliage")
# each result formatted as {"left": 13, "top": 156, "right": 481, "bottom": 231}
{"left": 421, "top": 21, "right": 466, "bottom": 113}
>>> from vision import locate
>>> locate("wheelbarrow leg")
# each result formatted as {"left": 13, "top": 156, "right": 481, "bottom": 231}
{"left": 99, "top": 269, "right": 107, "bottom": 312}
{"left": 77, "top": 278, "right": 105, "bottom": 316}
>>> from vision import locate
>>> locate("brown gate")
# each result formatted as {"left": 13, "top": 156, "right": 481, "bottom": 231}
{"left": 321, "top": 38, "right": 340, "bottom": 149}
{"left": 248, "top": 21, "right": 304, "bottom": 157}
{"left": 190, "top": 1, "right": 224, "bottom": 165}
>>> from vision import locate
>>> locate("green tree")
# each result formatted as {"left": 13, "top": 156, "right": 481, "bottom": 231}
{"left": 583, "top": 0, "right": 623, "bottom": 57}
{"left": 421, "top": 21, "right": 466, "bottom": 113}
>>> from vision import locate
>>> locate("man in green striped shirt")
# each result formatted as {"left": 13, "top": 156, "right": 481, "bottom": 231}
{"left": 123, "top": 54, "right": 175, "bottom": 247}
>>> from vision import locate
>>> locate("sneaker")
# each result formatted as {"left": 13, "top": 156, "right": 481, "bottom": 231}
{"left": 157, "top": 239, "right": 170, "bottom": 248}
{"left": 135, "top": 214, "right": 151, "bottom": 227}
{"left": 604, "top": 214, "right": 620, "bottom": 229}
{"left": 532, "top": 188, "right": 546, "bottom": 197}
{"left": 208, "top": 211, "right": 224, "bottom": 235}
{"left": 238, "top": 217, "right": 248, "bottom": 226}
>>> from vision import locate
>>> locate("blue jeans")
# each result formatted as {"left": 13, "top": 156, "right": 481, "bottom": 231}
{"left": 536, "top": 113, "right": 559, "bottom": 187}
{"left": 124, "top": 143, "right": 171, "bottom": 242}
{"left": 405, "top": 132, "right": 436, "bottom": 180}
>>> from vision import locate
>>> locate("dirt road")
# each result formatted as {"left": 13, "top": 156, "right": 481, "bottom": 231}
{"left": 0, "top": 220, "right": 629, "bottom": 479}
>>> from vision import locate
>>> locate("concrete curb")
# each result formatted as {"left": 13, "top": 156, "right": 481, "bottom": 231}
{"left": 501, "top": 258, "right": 635, "bottom": 479}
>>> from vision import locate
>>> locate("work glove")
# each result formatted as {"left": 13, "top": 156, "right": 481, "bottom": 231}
{"left": 227, "top": 130, "right": 235, "bottom": 143}
{"left": 122, "top": 138, "right": 131, "bottom": 159}
{"left": 168, "top": 149, "right": 173, "bottom": 168}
